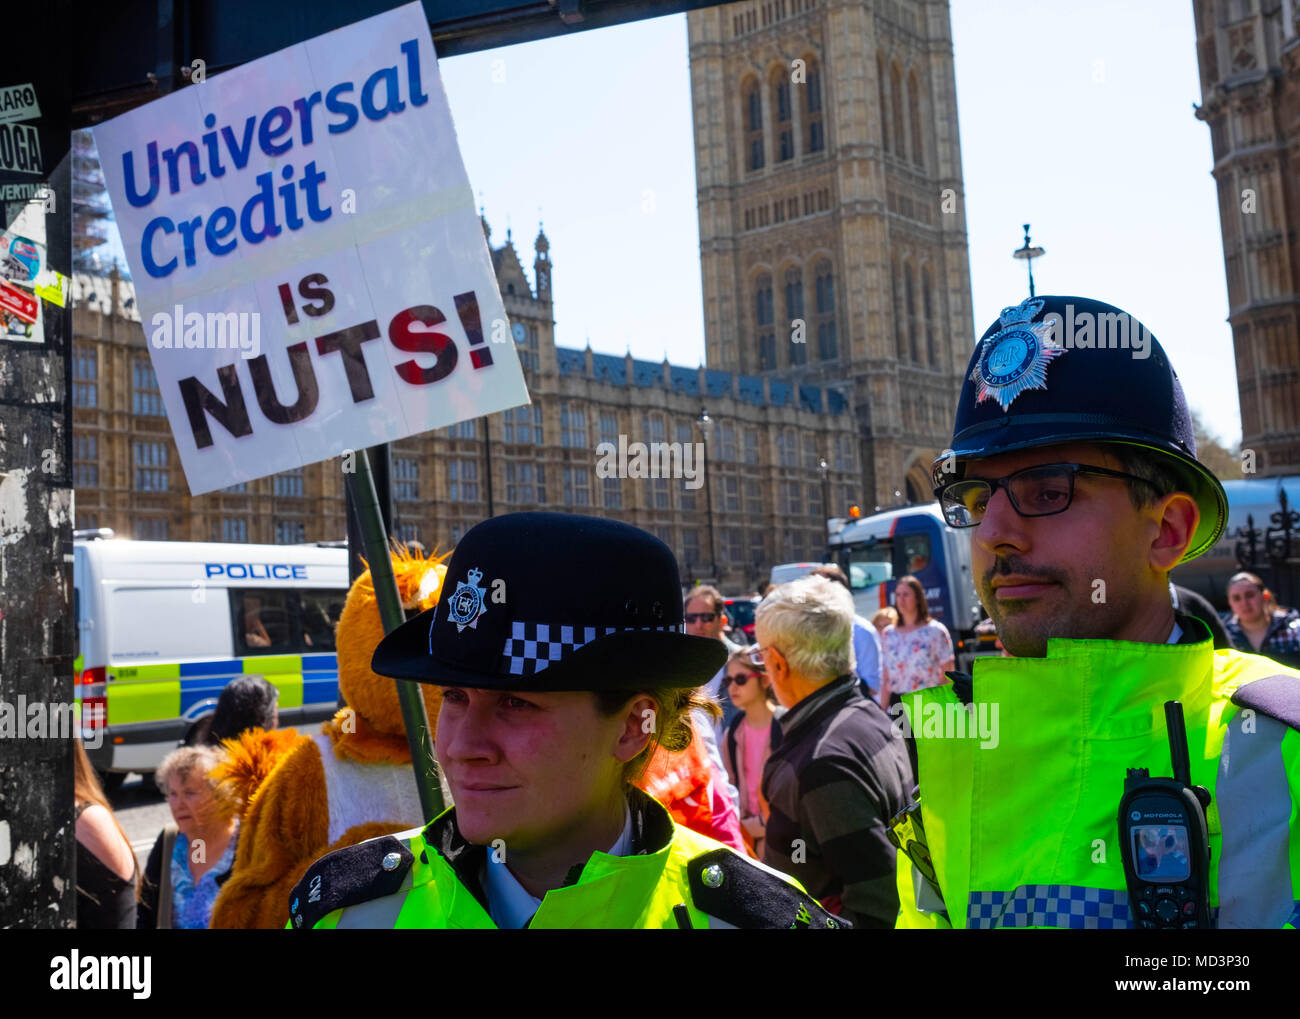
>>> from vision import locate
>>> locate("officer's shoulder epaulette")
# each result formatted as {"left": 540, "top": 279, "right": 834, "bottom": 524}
{"left": 1231, "top": 672, "right": 1300, "bottom": 733}
{"left": 686, "top": 849, "right": 851, "bottom": 929}
{"left": 288, "top": 832, "right": 416, "bottom": 930}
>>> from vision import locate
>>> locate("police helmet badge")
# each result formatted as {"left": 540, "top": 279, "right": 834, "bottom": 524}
{"left": 445, "top": 566, "right": 488, "bottom": 633}
{"left": 969, "top": 297, "right": 1066, "bottom": 411}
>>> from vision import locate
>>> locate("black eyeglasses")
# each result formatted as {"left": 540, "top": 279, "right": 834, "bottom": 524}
{"left": 684, "top": 612, "right": 717, "bottom": 623}
{"left": 936, "top": 462, "right": 1159, "bottom": 528}
{"left": 725, "top": 672, "right": 754, "bottom": 687}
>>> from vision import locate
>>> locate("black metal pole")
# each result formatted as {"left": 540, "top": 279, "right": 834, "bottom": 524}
{"left": 343, "top": 448, "right": 442, "bottom": 822}
{"left": 481, "top": 415, "right": 494, "bottom": 518}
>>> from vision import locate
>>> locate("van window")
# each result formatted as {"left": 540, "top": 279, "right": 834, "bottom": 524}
{"left": 300, "top": 589, "right": 344, "bottom": 651}
{"left": 846, "top": 544, "right": 893, "bottom": 589}
{"left": 234, "top": 589, "right": 295, "bottom": 655}
{"left": 897, "top": 534, "right": 932, "bottom": 575}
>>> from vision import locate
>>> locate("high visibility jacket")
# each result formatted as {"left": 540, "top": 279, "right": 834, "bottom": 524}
{"left": 288, "top": 785, "right": 847, "bottom": 929}
{"left": 895, "top": 617, "right": 1300, "bottom": 929}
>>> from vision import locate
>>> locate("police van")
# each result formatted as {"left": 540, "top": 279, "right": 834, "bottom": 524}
{"left": 74, "top": 531, "right": 349, "bottom": 787}
{"left": 827, "top": 504, "right": 992, "bottom": 670}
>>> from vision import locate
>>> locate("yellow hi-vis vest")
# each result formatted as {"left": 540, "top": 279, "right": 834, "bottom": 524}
{"left": 288, "top": 786, "right": 848, "bottom": 929}
{"left": 895, "top": 626, "right": 1300, "bottom": 929}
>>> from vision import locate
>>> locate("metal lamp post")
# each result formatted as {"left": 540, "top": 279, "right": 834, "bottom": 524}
{"left": 698, "top": 408, "right": 719, "bottom": 582}
{"left": 1013, "top": 223, "right": 1045, "bottom": 299}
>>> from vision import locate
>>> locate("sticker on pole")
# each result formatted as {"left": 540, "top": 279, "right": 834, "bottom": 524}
{"left": 92, "top": 1, "right": 529, "bottom": 495}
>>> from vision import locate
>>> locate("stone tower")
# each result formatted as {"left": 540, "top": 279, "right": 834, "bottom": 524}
{"left": 686, "top": 0, "right": 975, "bottom": 506}
{"left": 1193, "top": 0, "right": 1300, "bottom": 473}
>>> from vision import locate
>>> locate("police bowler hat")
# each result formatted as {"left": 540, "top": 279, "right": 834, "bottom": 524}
{"left": 934, "top": 295, "right": 1227, "bottom": 563}
{"left": 371, "top": 512, "right": 726, "bottom": 691}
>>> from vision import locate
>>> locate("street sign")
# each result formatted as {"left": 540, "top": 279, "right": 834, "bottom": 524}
{"left": 93, "top": 1, "right": 529, "bottom": 495}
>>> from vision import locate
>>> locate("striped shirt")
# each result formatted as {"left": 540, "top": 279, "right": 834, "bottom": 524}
{"left": 760, "top": 674, "right": 914, "bottom": 928}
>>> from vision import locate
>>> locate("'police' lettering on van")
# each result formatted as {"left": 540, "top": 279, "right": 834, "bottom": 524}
{"left": 205, "top": 563, "right": 308, "bottom": 580}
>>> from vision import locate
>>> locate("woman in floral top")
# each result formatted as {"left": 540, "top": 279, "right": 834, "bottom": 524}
{"left": 878, "top": 575, "right": 955, "bottom": 707}
{"left": 138, "top": 745, "right": 240, "bottom": 929}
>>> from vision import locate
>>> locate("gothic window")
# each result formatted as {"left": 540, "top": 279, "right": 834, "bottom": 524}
{"left": 560, "top": 404, "right": 588, "bottom": 448}
{"left": 890, "top": 62, "right": 906, "bottom": 161}
{"left": 878, "top": 57, "right": 891, "bottom": 155}
{"left": 814, "top": 260, "right": 837, "bottom": 360}
{"left": 756, "top": 274, "right": 776, "bottom": 369}
{"left": 393, "top": 456, "right": 419, "bottom": 501}
{"left": 905, "top": 261, "right": 918, "bottom": 362}
{"left": 908, "top": 69, "right": 925, "bottom": 169}
{"left": 805, "top": 57, "right": 824, "bottom": 153}
{"left": 744, "top": 79, "right": 765, "bottom": 171}
{"left": 74, "top": 434, "right": 98, "bottom": 487}
{"left": 893, "top": 258, "right": 907, "bottom": 359}
{"left": 448, "top": 460, "right": 479, "bottom": 503}
{"left": 785, "top": 267, "right": 806, "bottom": 365}
{"left": 74, "top": 349, "right": 98, "bottom": 408}
{"left": 133, "top": 442, "right": 169, "bottom": 492}
{"left": 922, "top": 265, "right": 936, "bottom": 367}
{"left": 132, "top": 360, "right": 164, "bottom": 416}
{"left": 772, "top": 70, "right": 794, "bottom": 162}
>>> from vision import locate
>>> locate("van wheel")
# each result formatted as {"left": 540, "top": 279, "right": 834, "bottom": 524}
{"left": 97, "top": 769, "right": 126, "bottom": 793}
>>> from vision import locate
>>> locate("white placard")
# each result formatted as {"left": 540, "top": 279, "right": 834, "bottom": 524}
{"left": 93, "top": 1, "right": 529, "bottom": 495}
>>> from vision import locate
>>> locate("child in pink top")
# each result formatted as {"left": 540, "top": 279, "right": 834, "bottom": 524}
{"left": 719, "top": 645, "right": 784, "bottom": 860}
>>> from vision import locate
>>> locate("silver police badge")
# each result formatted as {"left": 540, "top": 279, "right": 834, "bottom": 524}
{"left": 970, "top": 297, "right": 1065, "bottom": 411}
{"left": 446, "top": 567, "right": 488, "bottom": 632}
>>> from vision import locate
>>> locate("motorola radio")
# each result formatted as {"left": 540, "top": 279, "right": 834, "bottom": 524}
{"left": 1118, "top": 700, "right": 1212, "bottom": 929}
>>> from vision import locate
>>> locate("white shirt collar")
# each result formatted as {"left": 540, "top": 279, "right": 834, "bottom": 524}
{"left": 483, "top": 803, "right": 634, "bottom": 929}
{"left": 1167, "top": 620, "right": 1183, "bottom": 644}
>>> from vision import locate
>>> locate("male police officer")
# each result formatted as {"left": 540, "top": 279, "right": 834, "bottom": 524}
{"left": 894, "top": 295, "right": 1300, "bottom": 929}
{"left": 287, "top": 512, "right": 847, "bottom": 929}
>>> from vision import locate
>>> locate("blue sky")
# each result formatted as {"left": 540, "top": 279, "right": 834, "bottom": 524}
{"left": 94, "top": 1, "right": 1242, "bottom": 446}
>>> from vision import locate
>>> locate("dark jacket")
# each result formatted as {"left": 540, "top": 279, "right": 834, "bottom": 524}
{"left": 1171, "top": 584, "right": 1230, "bottom": 649}
{"left": 761, "top": 674, "right": 914, "bottom": 929}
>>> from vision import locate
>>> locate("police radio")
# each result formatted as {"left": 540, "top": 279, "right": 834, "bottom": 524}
{"left": 1118, "top": 701, "right": 1212, "bottom": 929}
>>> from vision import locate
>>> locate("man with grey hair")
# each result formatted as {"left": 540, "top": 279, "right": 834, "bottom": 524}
{"left": 756, "top": 575, "right": 913, "bottom": 928}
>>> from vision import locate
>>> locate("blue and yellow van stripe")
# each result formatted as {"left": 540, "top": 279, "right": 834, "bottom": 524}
{"left": 106, "top": 654, "right": 339, "bottom": 724}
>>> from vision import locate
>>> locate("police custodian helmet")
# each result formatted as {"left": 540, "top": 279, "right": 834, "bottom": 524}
{"left": 371, "top": 511, "right": 727, "bottom": 691}
{"left": 933, "top": 295, "right": 1228, "bottom": 563}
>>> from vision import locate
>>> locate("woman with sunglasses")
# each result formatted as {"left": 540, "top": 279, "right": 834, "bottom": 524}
{"left": 719, "top": 646, "right": 784, "bottom": 859}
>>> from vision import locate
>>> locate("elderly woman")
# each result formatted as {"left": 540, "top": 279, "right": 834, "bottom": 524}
{"left": 138, "top": 745, "right": 239, "bottom": 929}
{"left": 287, "top": 512, "right": 845, "bottom": 929}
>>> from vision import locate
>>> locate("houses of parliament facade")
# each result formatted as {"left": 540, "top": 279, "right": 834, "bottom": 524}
{"left": 71, "top": 0, "right": 974, "bottom": 590}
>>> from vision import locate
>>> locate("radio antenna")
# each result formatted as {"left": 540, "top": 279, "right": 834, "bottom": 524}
{"left": 1165, "top": 700, "right": 1192, "bottom": 788}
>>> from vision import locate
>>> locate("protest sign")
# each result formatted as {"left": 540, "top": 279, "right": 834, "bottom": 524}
{"left": 93, "top": 1, "right": 529, "bottom": 494}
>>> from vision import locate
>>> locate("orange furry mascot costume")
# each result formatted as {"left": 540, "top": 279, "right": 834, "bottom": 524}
{"left": 209, "top": 546, "right": 447, "bottom": 929}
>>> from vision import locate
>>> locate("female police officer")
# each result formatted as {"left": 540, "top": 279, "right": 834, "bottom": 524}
{"left": 287, "top": 512, "right": 845, "bottom": 929}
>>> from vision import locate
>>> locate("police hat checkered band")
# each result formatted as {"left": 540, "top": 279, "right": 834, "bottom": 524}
{"left": 500, "top": 621, "right": 679, "bottom": 677}
{"left": 967, "top": 886, "right": 1131, "bottom": 929}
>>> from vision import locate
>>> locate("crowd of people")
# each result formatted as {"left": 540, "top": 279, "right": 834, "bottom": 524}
{"left": 64, "top": 294, "right": 1300, "bottom": 930}
{"left": 73, "top": 557, "right": 1300, "bottom": 931}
